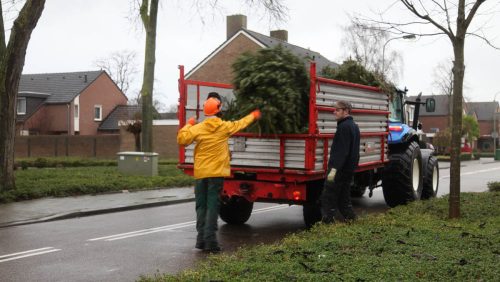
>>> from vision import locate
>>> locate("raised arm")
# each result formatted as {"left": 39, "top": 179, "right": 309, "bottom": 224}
{"left": 225, "top": 110, "right": 261, "bottom": 135}
{"left": 177, "top": 117, "right": 197, "bottom": 146}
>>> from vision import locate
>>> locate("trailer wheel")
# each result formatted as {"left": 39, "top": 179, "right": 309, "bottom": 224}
{"left": 382, "top": 141, "right": 423, "bottom": 207}
{"left": 350, "top": 185, "right": 367, "bottom": 198}
{"left": 219, "top": 196, "right": 253, "bottom": 225}
{"left": 303, "top": 180, "right": 323, "bottom": 228}
{"left": 421, "top": 155, "right": 439, "bottom": 199}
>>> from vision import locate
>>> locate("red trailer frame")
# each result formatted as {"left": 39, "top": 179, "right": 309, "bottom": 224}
{"left": 177, "top": 62, "right": 389, "bottom": 204}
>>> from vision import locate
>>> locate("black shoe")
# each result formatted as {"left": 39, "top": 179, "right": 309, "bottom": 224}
{"left": 321, "top": 216, "right": 335, "bottom": 224}
{"left": 203, "top": 246, "right": 221, "bottom": 253}
{"left": 195, "top": 241, "right": 204, "bottom": 250}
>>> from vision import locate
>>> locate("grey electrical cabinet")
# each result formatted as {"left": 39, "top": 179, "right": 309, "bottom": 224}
{"left": 117, "top": 152, "right": 159, "bottom": 176}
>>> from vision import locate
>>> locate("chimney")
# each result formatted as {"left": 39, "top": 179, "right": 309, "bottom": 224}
{"left": 227, "top": 14, "right": 247, "bottom": 40}
{"left": 270, "top": 30, "right": 288, "bottom": 42}
{"left": 84, "top": 74, "right": 87, "bottom": 83}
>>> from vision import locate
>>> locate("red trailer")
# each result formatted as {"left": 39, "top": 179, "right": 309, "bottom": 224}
{"left": 177, "top": 62, "right": 390, "bottom": 227}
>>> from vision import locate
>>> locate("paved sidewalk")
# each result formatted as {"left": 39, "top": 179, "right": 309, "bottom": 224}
{"left": 0, "top": 187, "right": 194, "bottom": 228}
{"left": 438, "top": 158, "right": 496, "bottom": 169}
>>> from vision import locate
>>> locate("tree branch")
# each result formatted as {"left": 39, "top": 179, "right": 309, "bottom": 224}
{"left": 443, "top": 0, "right": 455, "bottom": 36}
{"left": 140, "top": 0, "right": 149, "bottom": 29}
{"left": 464, "top": 0, "right": 486, "bottom": 30}
{"left": 466, "top": 32, "right": 500, "bottom": 50}
{"left": 352, "top": 16, "right": 445, "bottom": 38}
{"left": 400, "top": 0, "right": 455, "bottom": 40}
{"left": 0, "top": 3, "right": 5, "bottom": 54}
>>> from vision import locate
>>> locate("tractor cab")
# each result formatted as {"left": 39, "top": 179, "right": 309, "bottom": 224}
{"left": 388, "top": 88, "right": 435, "bottom": 146}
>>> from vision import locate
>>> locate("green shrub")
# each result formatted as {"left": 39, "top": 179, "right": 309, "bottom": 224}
{"left": 476, "top": 152, "right": 494, "bottom": 158}
{"left": 460, "top": 153, "right": 472, "bottom": 161}
{"left": 20, "top": 161, "right": 29, "bottom": 170}
{"left": 33, "top": 157, "right": 49, "bottom": 168}
{"left": 437, "top": 154, "right": 473, "bottom": 161}
{"left": 488, "top": 182, "right": 500, "bottom": 192}
{"left": 15, "top": 157, "right": 117, "bottom": 168}
{"left": 437, "top": 155, "right": 450, "bottom": 161}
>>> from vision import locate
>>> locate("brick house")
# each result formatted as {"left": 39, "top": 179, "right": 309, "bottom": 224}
{"left": 411, "top": 94, "right": 474, "bottom": 147}
{"left": 186, "top": 14, "right": 337, "bottom": 84}
{"left": 415, "top": 95, "right": 456, "bottom": 135}
{"left": 16, "top": 71, "right": 127, "bottom": 135}
{"left": 467, "top": 101, "right": 500, "bottom": 152}
{"left": 413, "top": 94, "right": 500, "bottom": 152}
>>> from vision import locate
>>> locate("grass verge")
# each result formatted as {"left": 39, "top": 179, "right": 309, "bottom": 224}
{"left": 0, "top": 164, "right": 193, "bottom": 203}
{"left": 140, "top": 192, "right": 500, "bottom": 281}
{"left": 15, "top": 157, "right": 178, "bottom": 168}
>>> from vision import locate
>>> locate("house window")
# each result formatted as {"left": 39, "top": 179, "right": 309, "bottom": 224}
{"left": 74, "top": 104, "right": 79, "bottom": 118}
{"left": 17, "top": 98, "right": 26, "bottom": 115}
{"left": 94, "top": 105, "right": 102, "bottom": 121}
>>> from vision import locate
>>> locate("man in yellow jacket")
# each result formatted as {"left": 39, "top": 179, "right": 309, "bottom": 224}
{"left": 177, "top": 95, "right": 260, "bottom": 253}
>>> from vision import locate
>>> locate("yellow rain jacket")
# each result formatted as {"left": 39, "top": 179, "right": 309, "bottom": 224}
{"left": 177, "top": 114, "right": 255, "bottom": 179}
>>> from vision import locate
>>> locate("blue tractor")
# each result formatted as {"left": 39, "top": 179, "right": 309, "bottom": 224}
{"left": 351, "top": 89, "right": 439, "bottom": 207}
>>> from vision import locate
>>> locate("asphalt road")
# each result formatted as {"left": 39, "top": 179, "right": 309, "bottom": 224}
{"left": 0, "top": 160, "right": 498, "bottom": 281}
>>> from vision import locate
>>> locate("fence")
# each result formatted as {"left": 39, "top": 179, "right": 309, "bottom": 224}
{"left": 15, "top": 135, "right": 121, "bottom": 158}
{"left": 14, "top": 123, "right": 180, "bottom": 159}
{"left": 119, "top": 123, "right": 179, "bottom": 159}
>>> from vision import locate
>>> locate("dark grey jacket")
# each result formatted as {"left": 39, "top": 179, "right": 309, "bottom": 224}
{"left": 328, "top": 116, "right": 360, "bottom": 173}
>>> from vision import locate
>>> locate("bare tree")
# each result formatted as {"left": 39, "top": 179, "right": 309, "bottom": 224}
{"left": 433, "top": 59, "right": 454, "bottom": 126}
{"left": 0, "top": 1, "right": 46, "bottom": 192}
{"left": 133, "top": 0, "right": 287, "bottom": 153}
{"left": 342, "top": 18, "right": 403, "bottom": 82}
{"left": 166, "top": 103, "right": 178, "bottom": 113}
{"left": 129, "top": 89, "right": 165, "bottom": 117}
{"left": 433, "top": 59, "right": 454, "bottom": 97}
{"left": 94, "top": 50, "right": 138, "bottom": 96}
{"left": 355, "top": 0, "right": 499, "bottom": 218}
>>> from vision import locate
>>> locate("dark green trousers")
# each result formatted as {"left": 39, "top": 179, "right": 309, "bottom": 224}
{"left": 195, "top": 177, "right": 223, "bottom": 248}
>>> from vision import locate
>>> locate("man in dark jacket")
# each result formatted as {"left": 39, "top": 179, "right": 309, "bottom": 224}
{"left": 321, "top": 100, "right": 360, "bottom": 223}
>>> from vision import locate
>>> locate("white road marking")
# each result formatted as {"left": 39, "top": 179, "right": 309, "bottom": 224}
{"left": 0, "top": 247, "right": 61, "bottom": 263}
{"left": 251, "top": 205, "right": 291, "bottom": 214}
{"left": 87, "top": 221, "right": 196, "bottom": 241}
{"left": 440, "top": 167, "right": 500, "bottom": 179}
{"left": 88, "top": 204, "right": 290, "bottom": 242}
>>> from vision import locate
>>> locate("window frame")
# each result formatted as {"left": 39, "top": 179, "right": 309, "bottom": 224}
{"left": 94, "top": 105, "right": 103, "bottom": 121}
{"left": 17, "top": 97, "right": 27, "bottom": 115}
{"left": 74, "top": 104, "right": 79, "bottom": 118}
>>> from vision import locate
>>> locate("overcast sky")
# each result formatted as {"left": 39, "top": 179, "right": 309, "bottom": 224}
{"left": 19, "top": 0, "right": 500, "bottom": 109}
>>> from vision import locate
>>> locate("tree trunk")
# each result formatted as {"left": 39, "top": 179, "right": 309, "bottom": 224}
{"left": 0, "top": 0, "right": 46, "bottom": 192}
{"left": 449, "top": 47, "right": 464, "bottom": 219}
{"left": 449, "top": 2, "right": 467, "bottom": 219}
{"left": 134, "top": 133, "right": 141, "bottom": 151}
{"left": 139, "top": 0, "right": 158, "bottom": 153}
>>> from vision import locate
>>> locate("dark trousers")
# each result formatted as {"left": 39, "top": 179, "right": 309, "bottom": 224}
{"left": 320, "top": 169, "right": 357, "bottom": 222}
{"left": 195, "top": 177, "right": 223, "bottom": 248}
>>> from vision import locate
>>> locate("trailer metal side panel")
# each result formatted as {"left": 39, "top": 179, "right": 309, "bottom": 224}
{"left": 179, "top": 62, "right": 389, "bottom": 175}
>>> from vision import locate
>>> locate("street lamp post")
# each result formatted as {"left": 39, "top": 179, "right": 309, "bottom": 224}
{"left": 494, "top": 92, "right": 499, "bottom": 154}
{"left": 494, "top": 107, "right": 499, "bottom": 154}
{"left": 382, "top": 34, "right": 416, "bottom": 77}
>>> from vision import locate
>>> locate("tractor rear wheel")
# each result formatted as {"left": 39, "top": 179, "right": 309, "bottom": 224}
{"left": 382, "top": 142, "right": 423, "bottom": 207}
